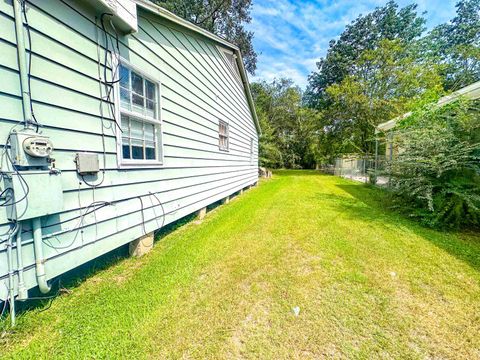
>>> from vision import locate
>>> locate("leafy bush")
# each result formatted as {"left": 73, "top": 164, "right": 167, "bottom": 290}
{"left": 386, "top": 98, "right": 480, "bottom": 228}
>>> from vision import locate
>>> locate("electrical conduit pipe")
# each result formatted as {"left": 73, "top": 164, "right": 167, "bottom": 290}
{"left": 32, "top": 218, "right": 51, "bottom": 294}
{"left": 13, "top": 0, "right": 33, "bottom": 128}
{"left": 13, "top": 0, "right": 51, "bottom": 297}
{"left": 15, "top": 222, "right": 28, "bottom": 300}
{"left": 6, "top": 224, "right": 19, "bottom": 326}
{"left": 8, "top": 1, "right": 30, "bottom": 326}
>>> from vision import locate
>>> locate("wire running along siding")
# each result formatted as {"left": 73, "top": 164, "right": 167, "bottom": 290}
{"left": 0, "top": 0, "right": 259, "bottom": 301}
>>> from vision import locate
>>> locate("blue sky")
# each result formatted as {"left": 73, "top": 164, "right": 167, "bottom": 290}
{"left": 247, "top": 0, "right": 458, "bottom": 88}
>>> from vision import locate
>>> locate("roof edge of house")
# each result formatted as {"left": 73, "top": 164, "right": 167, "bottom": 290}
{"left": 376, "top": 80, "right": 480, "bottom": 133}
{"left": 134, "top": 0, "right": 261, "bottom": 135}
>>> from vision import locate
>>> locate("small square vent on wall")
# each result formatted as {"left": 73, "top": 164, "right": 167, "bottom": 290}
{"left": 86, "top": 0, "right": 138, "bottom": 34}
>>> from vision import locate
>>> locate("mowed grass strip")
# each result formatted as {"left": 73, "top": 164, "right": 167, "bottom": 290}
{"left": 1, "top": 171, "right": 479, "bottom": 359}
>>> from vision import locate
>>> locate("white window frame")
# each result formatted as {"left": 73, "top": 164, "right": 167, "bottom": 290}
{"left": 219, "top": 120, "right": 229, "bottom": 152}
{"left": 114, "top": 58, "right": 164, "bottom": 168}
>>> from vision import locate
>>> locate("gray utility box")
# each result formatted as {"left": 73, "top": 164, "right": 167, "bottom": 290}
{"left": 4, "top": 170, "right": 64, "bottom": 220}
{"left": 75, "top": 153, "right": 99, "bottom": 175}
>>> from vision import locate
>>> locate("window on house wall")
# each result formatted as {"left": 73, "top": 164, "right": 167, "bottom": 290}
{"left": 219, "top": 120, "right": 229, "bottom": 151}
{"left": 118, "top": 62, "right": 162, "bottom": 165}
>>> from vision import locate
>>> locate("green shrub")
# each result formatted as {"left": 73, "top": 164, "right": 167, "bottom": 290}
{"left": 386, "top": 98, "right": 480, "bottom": 228}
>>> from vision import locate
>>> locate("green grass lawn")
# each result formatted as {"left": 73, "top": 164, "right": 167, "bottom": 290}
{"left": 1, "top": 171, "right": 480, "bottom": 359}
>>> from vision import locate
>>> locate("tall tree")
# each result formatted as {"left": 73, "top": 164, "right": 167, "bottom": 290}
{"left": 421, "top": 0, "right": 480, "bottom": 90}
{"left": 304, "top": 1, "right": 426, "bottom": 109}
{"left": 323, "top": 40, "right": 442, "bottom": 156}
{"left": 154, "top": 0, "right": 257, "bottom": 74}
{"left": 251, "top": 79, "right": 321, "bottom": 169}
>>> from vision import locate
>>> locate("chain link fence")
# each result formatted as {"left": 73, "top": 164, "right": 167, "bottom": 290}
{"left": 321, "top": 155, "right": 388, "bottom": 185}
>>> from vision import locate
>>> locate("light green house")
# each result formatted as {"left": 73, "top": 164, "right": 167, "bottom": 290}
{"left": 0, "top": 0, "right": 260, "bottom": 319}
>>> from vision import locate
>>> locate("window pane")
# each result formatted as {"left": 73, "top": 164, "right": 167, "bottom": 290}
{"left": 131, "top": 71, "right": 143, "bottom": 96}
{"left": 119, "top": 65, "right": 129, "bottom": 88}
{"left": 146, "top": 100, "right": 155, "bottom": 118}
{"left": 122, "top": 141, "right": 131, "bottom": 159}
{"left": 118, "top": 65, "right": 161, "bottom": 163}
{"left": 131, "top": 139, "right": 144, "bottom": 159}
{"left": 219, "top": 120, "right": 228, "bottom": 151}
{"left": 219, "top": 121, "right": 228, "bottom": 136}
{"left": 120, "top": 87, "right": 131, "bottom": 110}
{"left": 220, "top": 135, "right": 228, "bottom": 150}
{"left": 219, "top": 136, "right": 228, "bottom": 150}
{"left": 121, "top": 115, "right": 129, "bottom": 133}
{"left": 121, "top": 115, "right": 131, "bottom": 159}
{"left": 132, "top": 94, "right": 144, "bottom": 111}
{"left": 145, "top": 80, "right": 156, "bottom": 101}
{"left": 144, "top": 123, "right": 155, "bottom": 142}
{"left": 130, "top": 119, "right": 143, "bottom": 139}
{"left": 145, "top": 141, "right": 155, "bottom": 160}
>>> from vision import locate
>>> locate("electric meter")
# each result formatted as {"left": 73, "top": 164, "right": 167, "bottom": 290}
{"left": 10, "top": 129, "right": 54, "bottom": 168}
{"left": 23, "top": 136, "right": 53, "bottom": 158}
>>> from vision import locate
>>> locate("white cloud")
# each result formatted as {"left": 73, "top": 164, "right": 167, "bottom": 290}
{"left": 254, "top": 61, "right": 307, "bottom": 86}
{"left": 248, "top": 0, "right": 458, "bottom": 89}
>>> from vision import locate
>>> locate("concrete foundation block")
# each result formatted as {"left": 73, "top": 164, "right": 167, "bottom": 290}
{"left": 129, "top": 232, "right": 154, "bottom": 257}
{"left": 197, "top": 207, "right": 207, "bottom": 220}
{"left": 222, "top": 196, "right": 230, "bottom": 205}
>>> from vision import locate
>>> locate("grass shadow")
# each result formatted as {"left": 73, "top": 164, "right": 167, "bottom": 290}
{"left": 334, "top": 183, "right": 480, "bottom": 273}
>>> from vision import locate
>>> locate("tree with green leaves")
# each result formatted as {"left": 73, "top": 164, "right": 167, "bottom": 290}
{"left": 386, "top": 98, "right": 480, "bottom": 228}
{"left": 154, "top": 0, "right": 257, "bottom": 74}
{"left": 251, "top": 79, "right": 321, "bottom": 169}
{"left": 421, "top": 0, "right": 480, "bottom": 90}
{"left": 323, "top": 39, "right": 442, "bottom": 156}
{"left": 304, "top": 1, "right": 426, "bottom": 109}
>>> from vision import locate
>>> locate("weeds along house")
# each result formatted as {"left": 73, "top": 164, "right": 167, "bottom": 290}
{"left": 0, "top": 0, "right": 260, "bottom": 310}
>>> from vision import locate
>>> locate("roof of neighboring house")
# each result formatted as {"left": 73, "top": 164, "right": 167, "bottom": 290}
{"left": 376, "top": 80, "right": 480, "bottom": 133}
{"left": 134, "top": 0, "right": 261, "bottom": 135}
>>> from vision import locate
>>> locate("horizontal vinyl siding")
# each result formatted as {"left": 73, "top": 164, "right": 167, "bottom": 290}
{"left": 0, "top": 0, "right": 258, "bottom": 300}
